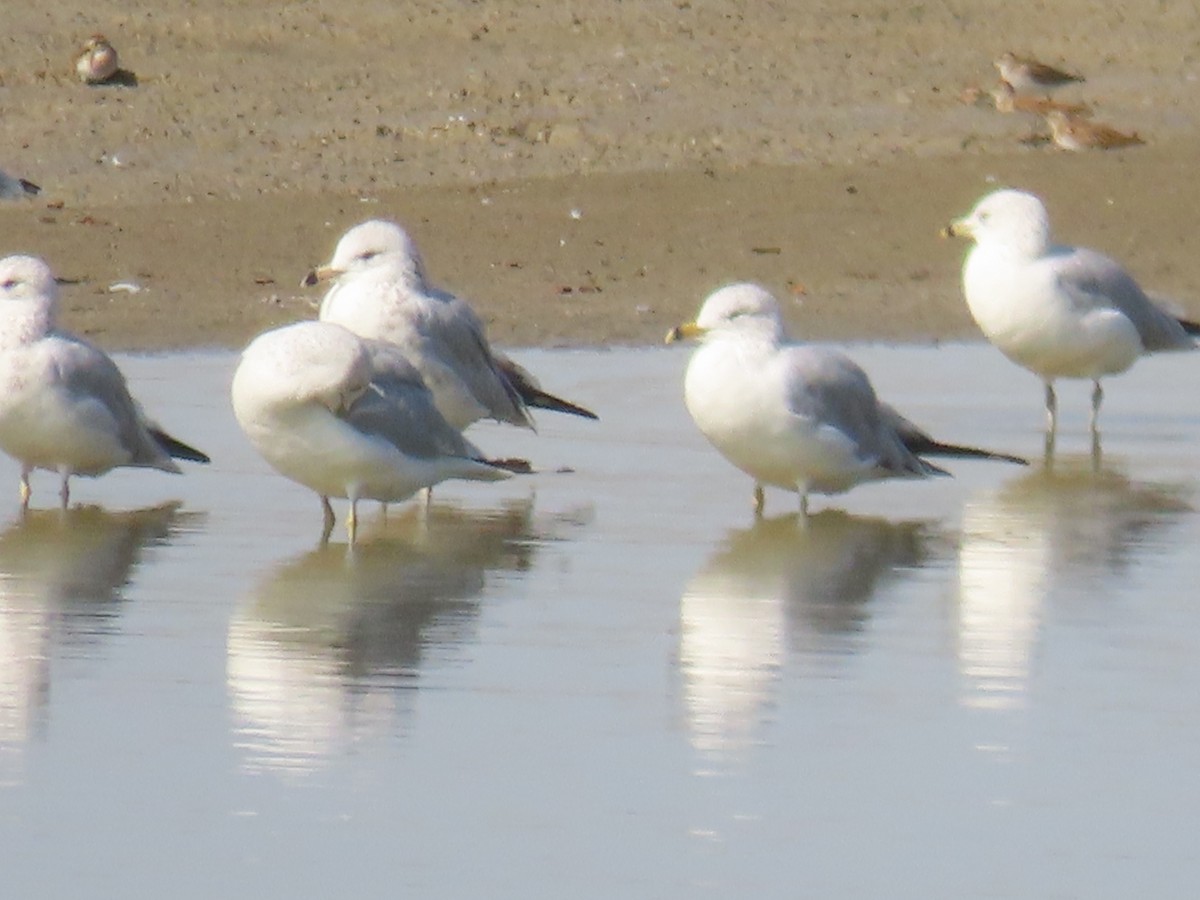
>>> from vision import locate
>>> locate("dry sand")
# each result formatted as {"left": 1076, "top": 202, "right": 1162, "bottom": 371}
{"left": 1, "top": 0, "right": 1198, "bottom": 350}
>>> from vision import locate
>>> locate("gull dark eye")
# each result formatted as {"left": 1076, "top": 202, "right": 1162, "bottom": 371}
{"left": 1, "top": 279, "right": 17, "bottom": 289}
{"left": 358, "top": 250, "right": 379, "bottom": 262}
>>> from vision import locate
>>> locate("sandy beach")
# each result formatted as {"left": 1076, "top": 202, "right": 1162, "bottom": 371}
{"left": 1, "top": 0, "right": 1197, "bottom": 349}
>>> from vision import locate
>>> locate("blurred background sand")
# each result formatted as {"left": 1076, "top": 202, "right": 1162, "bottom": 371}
{"left": 0, "top": 0, "right": 1197, "bottom": 348}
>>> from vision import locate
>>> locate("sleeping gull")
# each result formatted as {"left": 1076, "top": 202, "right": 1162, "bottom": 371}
{"left": 666, "top": 283, "right": 1025, "bottom": 516}
{"left": 231, "top": 320, "right": 523, "bottom": 543}
{"left": 944, "top": 189, "right": 1197, "bottom": 436}
{"left": 0, "top": 255, "right": 209, "bottom": 508}
{"left": 303, "top": 219, "right": 597, "bottom": 431}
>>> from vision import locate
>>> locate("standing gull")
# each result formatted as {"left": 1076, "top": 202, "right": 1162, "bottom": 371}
{"left": 666, "top": 283, "right": 1024, "bottom": 516}
{"left": 232, "top": 320, "right": 522, "bottom": 543}
{"left": 944, "top": 189, "right": 1198, "bottom": 436}
{"left": 304, "top": 219, "right": 597, "bottom": 432}
{"left": 0, "top": 255, "right": 209, "bottom": 508}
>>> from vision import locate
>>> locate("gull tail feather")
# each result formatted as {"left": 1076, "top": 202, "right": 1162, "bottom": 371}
{"left": 905, "top": 435, "right": 1027, "bottom": 467}
{"left": 519, "top": 386, "right": 598, "bottom": 420}
{"left": 151, "top": 429, "right": 211, "bottom": 464}
{"left": 497, "top": 356, "right": 598, "bottom": 421}
{"left": 482, "top": 456, "right": 534, "bottom": 475}
{"left": 1177, "top": 317, "right": 1200, "bottom": 337}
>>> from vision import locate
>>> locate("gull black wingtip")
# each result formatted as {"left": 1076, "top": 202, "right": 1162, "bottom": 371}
{"left": 151, "top": 429, "right": 211, "bottom": 465}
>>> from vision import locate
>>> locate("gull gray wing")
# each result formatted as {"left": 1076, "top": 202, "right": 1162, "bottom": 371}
{"left": 51, "top": 333, "right": 182, "bottom": 472}
{"left": 350, "top": 340, "right": 488, "bottom": 461}
{"left": 779, "top": 346, "right": 938, "bottom": 478}
{"left": 1056, "top": 246, "right": 1196, "bottom": 352}
{"left": 416, "top": 287, "right": 530, "bottom": 427}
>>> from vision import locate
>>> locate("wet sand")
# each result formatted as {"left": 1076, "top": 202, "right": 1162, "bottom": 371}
{"left": 1, "top": 1, "right": 1198, "bottom": 349}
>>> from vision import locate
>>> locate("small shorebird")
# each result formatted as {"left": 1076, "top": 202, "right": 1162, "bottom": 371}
{"left": 75, "top": 34, "right": 119, "bottom": 84}
{"left": 990, "top": 80, "right": 1090, "bottom": 117}
{"left": 1044, "top": 109, "right": 1144, "bottom": 151}
{"left": 994, "top": 51, "right": 1084, "bottom": 96}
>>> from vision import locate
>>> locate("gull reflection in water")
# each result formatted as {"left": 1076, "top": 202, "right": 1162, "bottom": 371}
{"left": 0, "top": 504, "right": 192, "bottom": 778}
{"left": 228, "top": 497, "right": 585, "bottom": 775}
{"left": 679, "top": 511, "right": 930, "bottom": 762}
{"left": 957, "top": 456, "right": 1190, "bottom": 711}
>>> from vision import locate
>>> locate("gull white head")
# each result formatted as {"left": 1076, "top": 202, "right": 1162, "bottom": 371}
{"left": 232, "top": 321, "right": 371, "bottom": 422}
{"left": 667, "top": 282, "right": 787, "bottom": 344}
{"left": 947, "top": 189, "right": 1052, "bottom": 260}
{"left": 0, "top": 255, "right": 60, "bottom": 333}
{"left": 307, "top": 219, "right": 427, "bottom": 287}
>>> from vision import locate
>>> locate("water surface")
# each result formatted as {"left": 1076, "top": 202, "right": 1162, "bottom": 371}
{"left": 2, "top": 344, "right": 1199, "bottom": 898}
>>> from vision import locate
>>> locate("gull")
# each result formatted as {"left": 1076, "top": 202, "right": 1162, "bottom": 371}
{"left": 665, "top": 283, "right": 1025, "bottom": 516}
{"left": 0, "top": 170, "right": 40, "bottom": 201}
{"left": 1044, "top": 109, "right": 1144, "bottom": 151}
{"left": 75, "top": 34, "right": 120, "bottom": 85}
{"left": 994, "top": 51, "right": 1084, "bottom": 96}
{"left": 944, "top": 189, "right": 1198, "bottom": 436}
{"left": 231, "top": 320, "right": 523, "bottom": 543}
{"left": 304, "top": 219, "right": 597, "bottom": 432}
{"left": 0, "top": 255, "right": 209, "bottom": 508}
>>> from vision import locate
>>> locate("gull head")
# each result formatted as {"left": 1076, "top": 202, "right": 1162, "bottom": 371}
{"left": 943, "top": 189, "right": 1051, "bottom": 259}
{"left": 0, "top": 255, "right": 59, "bottom": 306}
{"left": 666, "top": 282, "right": 786, "bottom": 344}
{"left": 233, "top": 321, "right": 372, "bottom": 420}
{"left": 304, "top": 219, "right": 427, "bottom": 287}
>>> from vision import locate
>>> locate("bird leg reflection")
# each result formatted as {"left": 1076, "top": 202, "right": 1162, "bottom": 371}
{"left": 1089, "top": 380, "right": 1103, "bottom": 435}
{"left": 320, "top": 496, "right": 335, "bottom": 544}
{"left": 58, "top": 469, "right": 71, "bottom": 510}
{"left": 346, "top": 498, "right": 359, "bottom": 545}
{"left": 1044, "top": 381, "right": 1058, "bottom": 435}
{"left": 18, "top": 470, "right": 31, "bottom": 511}
{"left": 1042, "top": 428, "right": 1057, "bottom": 467}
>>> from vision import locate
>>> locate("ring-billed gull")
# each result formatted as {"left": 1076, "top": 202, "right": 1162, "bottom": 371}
{"left": 303, "top": 219, "right": 597, "bottom": 431}
{"left": 231, "top": 320, "right": 522, "bottom": 543}
{"left": 0, "top": 255, "right": 209, "bottom": 508}
{"left": 666, "top": 283, "right": 1025, "bottom": 516}
{"left": 944, "top": 189, "right": 1197, "bottom": 435}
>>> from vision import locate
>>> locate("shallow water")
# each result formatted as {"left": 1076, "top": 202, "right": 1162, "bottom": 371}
{"left": 2, "top": 344, "right": 1200, "bottom": 897}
